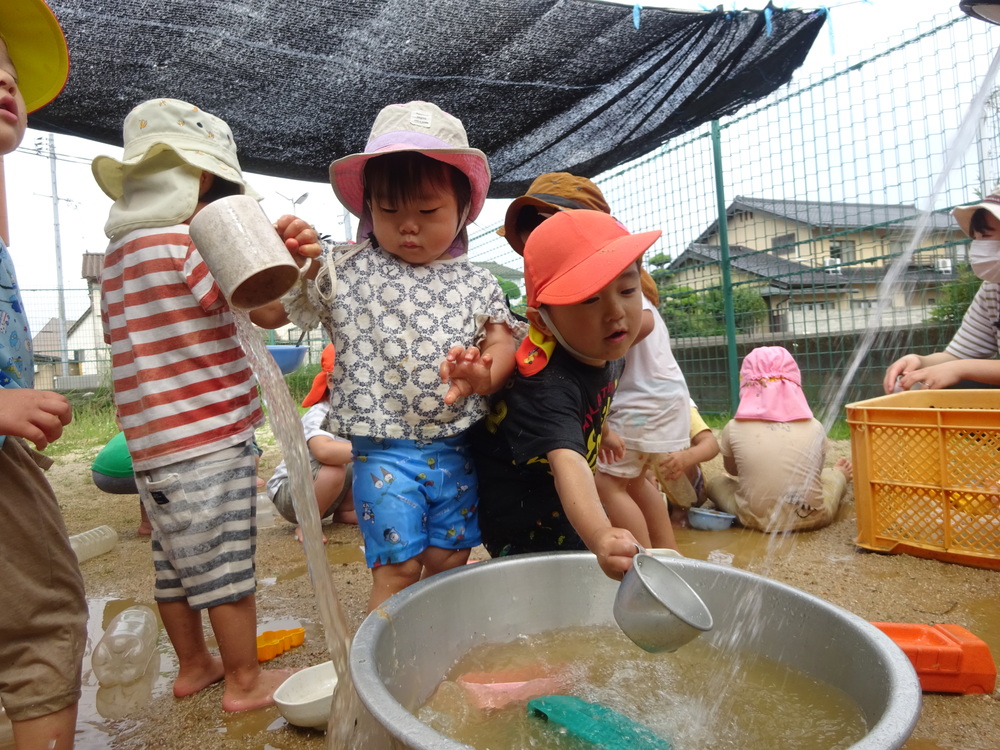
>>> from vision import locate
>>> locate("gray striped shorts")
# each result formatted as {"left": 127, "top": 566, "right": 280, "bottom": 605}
{"left": 136, "top": 440, "right": 257, "bottom": 609}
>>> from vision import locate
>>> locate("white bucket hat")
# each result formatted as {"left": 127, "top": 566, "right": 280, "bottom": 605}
{"left": 92, "top": 99, "right": 260, "bottom": 239}
{"left": 329, "top": 101, "right": 490, "bottom": 222}
{"left": 952, "top": 187, "right": 1000, "bottom": 238}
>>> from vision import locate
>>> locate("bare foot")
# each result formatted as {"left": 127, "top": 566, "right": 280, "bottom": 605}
{"left": 173, "top": 655, "right": 225, "bottom": 698}
{"left": 222, "top": 667, "right": 297, "bottom": 713}
{"left": 835, "top": 457, "right": 853, "bottom": 482}
{"left": 137, "top": 522, "right": 153, "bottom": 536}
{"left": 294, "top": 525, "right": 327, "bottom": 544}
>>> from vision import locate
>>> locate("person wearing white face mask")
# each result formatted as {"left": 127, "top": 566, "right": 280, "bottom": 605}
{"left": 882, "top": 192, "right": 1000, "bottom": 393}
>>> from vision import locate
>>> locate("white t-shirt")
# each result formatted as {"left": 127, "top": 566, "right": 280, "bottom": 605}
{"left": 605, "top": 295, "right": 690, "bottom": 452}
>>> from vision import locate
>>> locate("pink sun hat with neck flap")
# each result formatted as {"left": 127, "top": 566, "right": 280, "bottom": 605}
{"left": 329, "top": 101, "right": 490, "bottom": 223}
{"left": 734, "top": 346, "right": 813, "bottom": 422}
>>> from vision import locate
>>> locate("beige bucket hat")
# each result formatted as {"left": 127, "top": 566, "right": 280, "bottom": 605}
{"left": 92, "top": 99, "right": 259, "bottom": 239}
{"left": 93, "top": 98, "right": 259, "bottom": 201}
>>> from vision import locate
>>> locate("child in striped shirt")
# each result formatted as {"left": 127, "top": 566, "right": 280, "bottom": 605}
{"left": 95, "top": 98, "right": 319, "bottom": 712}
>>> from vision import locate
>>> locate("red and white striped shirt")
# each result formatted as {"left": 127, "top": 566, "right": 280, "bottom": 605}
{"left": 100, "top": 225, "right": 264, "bottom": 471}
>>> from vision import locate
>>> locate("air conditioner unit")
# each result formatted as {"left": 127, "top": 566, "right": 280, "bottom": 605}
{"left": 934, "top": 258, "right": 953, "bottom": 274}
{"left": 823, "top": 257, "right": 842, "bottom": 275}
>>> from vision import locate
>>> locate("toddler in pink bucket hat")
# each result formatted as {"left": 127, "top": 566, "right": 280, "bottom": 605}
{"left": 274, "top": 101, "right": 522, "bottom": 613}
{"left": 329, "top": 101, "right": 489, "bottom": 257}
{"left": 706, "top": 346, "right": 853, "bottom": 533}
{"left": 733, "top": 346, "right": 813, "bottom": 422}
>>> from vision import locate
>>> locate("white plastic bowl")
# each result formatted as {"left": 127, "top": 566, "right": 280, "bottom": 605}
{"left": 273, "top": 660, "right": 337, "bottom": 730}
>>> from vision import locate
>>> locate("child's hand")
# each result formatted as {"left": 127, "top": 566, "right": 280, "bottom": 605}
{"left": 440, "top": 345, "right": 494, "bottom": 405}
{"left": 657, "top": 450, "right": 690, "bottom": 481}
{"left": 598, "top": 429, "right": 625, "bottom": 464}
{"left": 0, "top": 389, "right": 73, "bottom": 450}
{"left": 590, "top": 526, "right": 640, "bottom": 580}
{"left": 274, "top": 215, "right": 322, "bottom": 259}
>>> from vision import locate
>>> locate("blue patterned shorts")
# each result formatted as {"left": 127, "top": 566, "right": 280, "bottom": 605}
{"left": 352, "top": 433, "right": 481, "bottom": 568}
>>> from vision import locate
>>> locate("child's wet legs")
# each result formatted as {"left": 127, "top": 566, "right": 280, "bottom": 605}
{"left": 206, "top": 595, "right": 293, "bottom": 712}
{"left": 368, "top": 557, "right": 423, "bottom": 613}
{"left": 418, "top": 545, "right": 470, "bottom": 578}
{"left": 10, "top": 703, "right": 78, "bottom": 750}
{"left": 157, "top": 599, "right": 224, "bottom": 698}
{"left": 628, "top": 472, "right": 676, "bottom": 550}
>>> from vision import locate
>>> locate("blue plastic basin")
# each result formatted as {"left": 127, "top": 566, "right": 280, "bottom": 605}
{"left": 687, "top": 506, "right": 737, "bottom": 531}
{"left": 266, "top": 345, "right": 308, "bottom": 375}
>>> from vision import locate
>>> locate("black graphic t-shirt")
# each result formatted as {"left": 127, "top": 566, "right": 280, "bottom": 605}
{"left": 469, "top": 347, "right": 623, "bottom": 557}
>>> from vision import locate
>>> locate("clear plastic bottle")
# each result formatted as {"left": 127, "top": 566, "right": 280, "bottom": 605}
{"left": 91, "top": 605, "right": 159, "bottom": 686}
{"left": 256, "top": 492, "right": 276, "bottom": 528}
{"left": 69, "top": 525, "right": 119, "bottom": 563}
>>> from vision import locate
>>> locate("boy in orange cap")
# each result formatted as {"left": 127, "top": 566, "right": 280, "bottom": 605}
{"left": 0, "top": 2, "right": 87, "bottom": 747}
{"left": 470, "top": 210, "right": 656, "bottom": 580}
{"left": 266, "top": 344, "right": 356, "bottom": 542}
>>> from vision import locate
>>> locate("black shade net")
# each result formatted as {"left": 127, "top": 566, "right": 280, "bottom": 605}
{"left": 33, "top": 0, "right": 825, "bottom": 197}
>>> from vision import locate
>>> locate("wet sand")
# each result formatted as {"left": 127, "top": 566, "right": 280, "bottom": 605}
{"left": 42, "top": 433, "right": 1000, "bottom": 750}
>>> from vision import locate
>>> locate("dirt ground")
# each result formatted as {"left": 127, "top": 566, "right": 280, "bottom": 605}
{"left": 37, "top": 430, "right": 1000, "bottom": 750}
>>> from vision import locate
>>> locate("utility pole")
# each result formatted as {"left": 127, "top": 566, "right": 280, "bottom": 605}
{"left": 47, "top": 134, "right": 70, "bottom": 378}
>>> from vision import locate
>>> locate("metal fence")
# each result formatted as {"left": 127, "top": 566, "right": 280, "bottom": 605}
{"left": 25, "top": 9, "right": 1000, "bottom": 416}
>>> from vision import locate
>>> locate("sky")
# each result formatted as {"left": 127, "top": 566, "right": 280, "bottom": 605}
{"left": 2, "top": 0, "right": 973, "bottom": 332}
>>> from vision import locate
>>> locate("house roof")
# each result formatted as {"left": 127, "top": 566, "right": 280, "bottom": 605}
{"left": 668, "top": 243, "right": 957, "bottom": 295}
{"left": 694, "top": 195, "right": 959, "bottom": 243}
{"left": 474, "top": 261, "right": 523, "bottom": 281}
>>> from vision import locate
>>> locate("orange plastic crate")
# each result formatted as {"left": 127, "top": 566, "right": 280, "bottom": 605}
{"left": 846, "top": 390, "right": 1000, "bottom": 569}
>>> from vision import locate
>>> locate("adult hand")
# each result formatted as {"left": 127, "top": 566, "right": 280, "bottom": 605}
{"left": 0, "top": 389, "right": 73, "bottom": 450}
{"left": 882, "top": 354, "right": 922, "bottom": 394}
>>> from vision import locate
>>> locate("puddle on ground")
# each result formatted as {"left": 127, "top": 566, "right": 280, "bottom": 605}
{"left": 673, "top": 525, "right": 771, "bottom": 567}
{"left": 73, "top": 596, "right": 325, "bottom": 747}
{"left": 276, "top": 543, "right": 365, "bottom": 582}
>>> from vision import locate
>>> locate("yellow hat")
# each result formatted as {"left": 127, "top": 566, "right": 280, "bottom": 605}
{"left": 0, "top": 0, "right": 69, "bottom": 113}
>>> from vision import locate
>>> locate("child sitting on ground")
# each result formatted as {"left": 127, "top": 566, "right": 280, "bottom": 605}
{"left": 659, "top": 400, "right": 721, "bottom": 526}
{"left": 470, "top": 210, "right": 655, "bottom": 580}
{"left": 0, "top": 3, "right": 88, "bottom": 746}
{"left": 95, "top": 98, "right": 319, "bottom": 711}
{"left": 266, "top": 344, "right": 356, "bottom": 542}
{"left": 705, "top": 346, "right": 852, "bottom": 533}
{"left": 256, "top": 101, "right": 521, "bottom": 612}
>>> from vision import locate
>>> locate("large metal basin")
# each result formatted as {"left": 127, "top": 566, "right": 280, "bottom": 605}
{"left": 351, "top": 552, "right": 921, "bottom": 749}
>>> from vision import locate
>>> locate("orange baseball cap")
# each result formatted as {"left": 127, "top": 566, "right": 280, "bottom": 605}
{"left": 301, "top": 344, "right": 336, "bottom": 408}
{"left": 524, "top": 210, "right": 660, "bottom": 307}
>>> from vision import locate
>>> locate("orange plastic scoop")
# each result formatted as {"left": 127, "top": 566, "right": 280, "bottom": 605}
{"left": 872, "top": 622, "right": 996, "bottom": 694}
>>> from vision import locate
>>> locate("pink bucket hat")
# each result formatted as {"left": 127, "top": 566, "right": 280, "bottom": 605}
{"left": 734, "top": 346, "right": 813, "bottom": 422}
{"left": 329, "top": 101, "right": 490, "bottom": 222}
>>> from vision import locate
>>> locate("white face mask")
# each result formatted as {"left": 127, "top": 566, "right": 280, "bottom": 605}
{"left": 970, "top": 240, "right": 1000, "bottom": 283}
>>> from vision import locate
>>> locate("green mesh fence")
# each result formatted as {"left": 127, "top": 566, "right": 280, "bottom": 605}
{"left": 23, "top": 9, "right": 1000, "bottom": 411}
{"left": 471, "top": 9, "right": 1000, "bottom": 418}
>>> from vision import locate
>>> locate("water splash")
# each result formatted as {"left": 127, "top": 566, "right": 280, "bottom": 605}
{"left": 822, "top": 43, "right": 1000, "bottom": 429}
{"left": 233, "top": 312, "right": 362, "bottom": 748}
